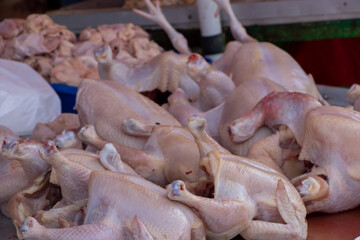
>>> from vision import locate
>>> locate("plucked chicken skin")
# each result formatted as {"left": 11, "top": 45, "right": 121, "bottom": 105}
{"left": 20, "top": 169, "right": 206, "bottom": 240}
{"left": 167, "top": 117, "right": 307, "bottom": 240}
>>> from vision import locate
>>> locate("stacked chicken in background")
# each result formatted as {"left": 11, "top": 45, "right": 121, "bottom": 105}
{"left": 0, "top": 14, "right": 163, "bottom": 86}
{"left": 1, "top": 0, "right": 360, "bottom": 239}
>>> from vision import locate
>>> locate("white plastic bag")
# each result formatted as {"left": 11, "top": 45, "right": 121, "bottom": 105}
{"left": 0, "top": 59, "right": 61, "bottom": 136}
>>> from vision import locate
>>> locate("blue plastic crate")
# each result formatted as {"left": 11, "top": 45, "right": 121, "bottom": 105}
{"left": 50, "top": 84, "right": 78, "bottom": 113}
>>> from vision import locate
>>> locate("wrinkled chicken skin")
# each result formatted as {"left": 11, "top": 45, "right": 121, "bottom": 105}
{"left": 218, "top": 77, "right": 286, "bottom": 156}
{"left": 78, "top": 124, "right": 211, "bottom": 193}
{"left": 35, "top": 199, "right": 87, "bottom": 228}
{"left": 75, "top": 79, "right": 181, "bottom": 150}
{"left": 2, "top": 138, "right": 51, "bottom": 181}
{"left": 133, "top": 0, "right": 236, "bottom": 110}
{"left": 167, "top": 117, "right": 307, "bottom": 240}
{"left": 0, "top": 126, "right": 28, "bottom": 208}
{"left": 0, "top": 157, "right": 28, "bottom": 205}
{"left": 21, "top": 170, "right": 206, "bottom": 240}
{"left": 167, "top": 77, "right": 285, "bottom": 156}
{"left": 186, "top": 53, "right": 235, "bottom": 111}
{"left": 229, "top": 91, "right": 322, "bottom": 146}
{"left": 8, "top": 171, "right": 51, "bottom": 240}
{"left": 291, "top": 106, "right": 360, "bottom": 213}
{"left": 38, "top": 141, "right": 93, "bottom": 205}
{"left": 210, "top": 0, "right": 325, "bottom": 105}
{"left": 95, "top": 43, "right": 201, "bottom": 98}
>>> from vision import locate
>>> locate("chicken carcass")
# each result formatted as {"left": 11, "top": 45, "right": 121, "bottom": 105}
{"left": 1, "top": 138, "right": 51, "bottom": 181}
{"left": 167, "top": 117, "right": 307, "bottom": 240}
{"left": 291, "top": 106, "right": 360, "bottom": 213}
{"left": 20, "top": 170, "right": 206, "bottom": 240}
{"left": 228, "top": 91, "right": 322, "bottom": 146}
{"left": 75, "top": 79, "right": 181, "bottom": 150}
{"left": 211, "top": 0, "right": 325, "bottom": 104}
{"left": 78, "top": 124, "right": 214, "bottom": 192}
{"left": 0, "top": 127, "right": 29, "bottom": 210}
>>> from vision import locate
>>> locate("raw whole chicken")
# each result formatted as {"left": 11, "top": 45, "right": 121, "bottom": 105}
{"left": 0, "top": 126, "right": 29, "bottom": 210}
{"left": 20, "top": 169, "right": 206, "bottom": 240}
{"left": 211, "top": 0, "right": 325, "bottom": 104}
{"left": 229, "top": 91, "right": 360, "bottom": 213}
{"left": 167, "top": 117, "right": 307, "bottom": 240}
{"left": 291, "top": 106, "right": 360, "bottom": 213}
{"left": 78, "top": 123, "right": 215, "bottom": 192}
{"left": 132, "top": 0, "right": 235, "bottom": 109}
{"left": 75, "top": 79, "right": 181, "bottom": 149}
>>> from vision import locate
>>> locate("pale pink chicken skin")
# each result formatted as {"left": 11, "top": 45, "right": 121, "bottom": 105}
{"left": 0, "top": 19, "right": 24, "bottom": 39}
{"left": 78, "top": 124, "right": 214, "bottom": 193}
{"left": 21, "top": 170, "right": 206, "bottom": 240}
{"left": 167, "top": 117, "right": 307, "bottom": 240}
{"left": 75, "top": 79, "right": 181, "bottom": 150}
{"left": 166, "top": 77, "right": 286, "bottom": 155}
{"left": 35, "top": 199, "right": 87, "bottom": 228}
{"left": 7, "top": 171, "right": 51, "bottom": 240}
{"left": 32, "top": 113, "right": 80, "bottom": 142}
{"left": 228, "top": 91, "right": 322, "bottom": 146}
{"left": 40, "top": 141, "right": 136, "bottom": 203}
{"left": 132, "top": 0, "right": 235, "bottom": 109}
{"left": 38, "top": 141, "right": 92, "bottom": 205}
{"left": 0, "top": 127, "right": 29, "bottom": 211}
{"left": 95, "top": 44, "right": 199, "bottom": 97}
{"left": 346, "top": 83, "right": 360, "bottom": 111}
{"left": 291, "top": 106, "right": 360, "bottom": 213}
{"left": 211, "top": 0, "right": 325, "bottom": 105}
{"left": 1, "top": 138, "right": 51, "bottom": 181}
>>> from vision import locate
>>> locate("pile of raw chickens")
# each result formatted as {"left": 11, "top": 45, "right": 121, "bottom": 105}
{"left": 0, "top": 14, "right": 163, "bottom": 86}
{"left": 1, "top": 0, "right": 360, "bottom": 239}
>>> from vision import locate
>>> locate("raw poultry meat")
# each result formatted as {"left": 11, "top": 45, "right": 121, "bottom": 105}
{"left": 2, "top": 139, "right": 51, "bottom": 181}
{"left": 228, "top": 92, "right": 322, "bottom": 146}
{"left": 347, "top": 83, "right": 360, "bottom": 111}
{"left": 32, "top": 113, "right": 80, "bottom": 142}
{"left": 75, "top": 79, "right": 181, "bottom": 149}
{"left": 167, "top": 116, "right": 307, "bottom": 240}
{"left": 0, "top": 126, "right": 29, "bottom": 208}
{"left": 78, "top": 124, "right": 214, "bottom": 192}
{"left": 132, "top": 0, "right": 236, "bottom": 108}
{"left": 0, "top": 14, "right": 165, "bottom": 86}
{"left": 211, "top": 0, "right": 325, "bottom": 105}
{"left": 7, "top": 171, "right": 52, "bottom": 240}
{"left": 20, "top": 170, "right": 206, "bottom": 240}
{"left": 291, "top": 106, "right": 360, "bottom": 213}
{"left": 230, "top": 91, "right": 360, "bottom": 214}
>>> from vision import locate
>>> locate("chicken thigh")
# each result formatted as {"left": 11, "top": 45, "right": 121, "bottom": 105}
{"left": 78, "top": 124, "right": 214, "bottom": 192}
{"left": 211, "top": 0, "right": 325, "bottom": 104}
{"left": 291, "top": 106, "right": 360, "bottom": 213}
{"left": 167, "top": 117, "right": 307, "bottom": 240}
{"left": 75, "top": 78, "right": 181, "bottom": 150}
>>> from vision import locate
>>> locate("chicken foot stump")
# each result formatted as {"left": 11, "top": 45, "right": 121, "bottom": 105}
{"left": 133, "top": 0, "right": 191, "bottom": 54}
{"left": 213, "top": 0, "right": 256, "bottom": 43}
